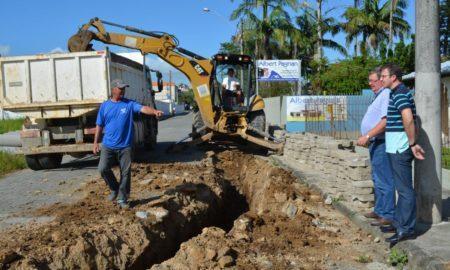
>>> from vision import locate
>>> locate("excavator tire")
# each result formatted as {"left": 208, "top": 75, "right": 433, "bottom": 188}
{"left": 247, "top": 110, "right": 266, "bottom": 136}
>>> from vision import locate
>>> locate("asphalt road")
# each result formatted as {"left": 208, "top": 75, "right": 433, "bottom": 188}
{"left": 0, "top": 112, "right": 198, "bottom": 230}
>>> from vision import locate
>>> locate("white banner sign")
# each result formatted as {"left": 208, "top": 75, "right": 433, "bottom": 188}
{"left": 257, "top": 60, "right": 301, "bottom": 82}
{"left": 286, "top": 96, "right": 347, "bottom": 122}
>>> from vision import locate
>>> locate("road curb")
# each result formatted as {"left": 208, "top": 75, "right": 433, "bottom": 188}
{"left": 269, "top": 155, "right": 448, "bottom": 270}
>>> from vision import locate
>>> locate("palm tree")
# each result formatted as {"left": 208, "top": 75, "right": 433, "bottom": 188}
{"left": 440, "top": 0, "right": 450, "bottom": 56}
{"left": 342, "top": 0, "right": 410, "bottom": 55}
{"left": 230, "top": 0, "right": 298, "bottom": 59}
{"left": 388, "top": 0, "right": 400, "bottom": 50}
{"left": 297, "top": 5, "right": 347, "bottom": 60}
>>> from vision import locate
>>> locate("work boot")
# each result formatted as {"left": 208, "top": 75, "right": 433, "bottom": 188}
{"left": 363, "top": 212, "right": 379, "bottom": 219}
{"left": 370, "top": 218, "right": 392, "bottom": 226}
{"left": 118, "top": 200, "right": 130, "bottom": 209}
{"left": 107, "top": 191, "right": 118, "bottom": 202}
{"left": 380, "top": 225, "right": 396, "bottom": 233}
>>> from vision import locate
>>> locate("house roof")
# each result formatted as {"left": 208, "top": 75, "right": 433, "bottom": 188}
{"left": 403, "top": 61, "right": 450, "bottom": 81}
{"left": 151, "top": 82, "right": 176, "bottom": 87}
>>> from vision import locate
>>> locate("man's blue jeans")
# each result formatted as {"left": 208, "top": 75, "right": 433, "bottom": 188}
{"left": 98, "top": 146, "right": 132, "bottom": 202}
{"left": 369, "top": 139, "right": 395, "bottom": 221}
{"left": 388, "top": 148, "right": 416, "bottom": 234}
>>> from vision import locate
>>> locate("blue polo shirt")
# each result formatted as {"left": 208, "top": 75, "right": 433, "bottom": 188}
{"left": 96, "top": 98, "right": 143, "bottom": 149}
{"left": 360, "top": 88, "right": 390, "bottom": 140}
{"left": 385, "top": 83, "right": 416, "bottom": 154}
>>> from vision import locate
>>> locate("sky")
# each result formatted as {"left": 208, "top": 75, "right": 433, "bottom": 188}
{"left": 0, "top": 0, "right": 415, "bottom": 84}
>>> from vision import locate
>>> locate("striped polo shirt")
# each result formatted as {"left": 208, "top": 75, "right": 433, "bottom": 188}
{"left": 385, "top": 83, "right": 416, "bottom": 154}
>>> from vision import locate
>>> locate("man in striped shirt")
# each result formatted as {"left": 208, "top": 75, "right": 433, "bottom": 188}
{"left": 380, "top": 64, "right": 425, "bottom": 245}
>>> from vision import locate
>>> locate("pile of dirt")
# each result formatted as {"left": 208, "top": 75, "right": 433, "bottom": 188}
{"left": 151, "top": 151, "right": 387, "bottom": 269}
{"left": 0, "top": 150, "right": 388, "bottom": 269}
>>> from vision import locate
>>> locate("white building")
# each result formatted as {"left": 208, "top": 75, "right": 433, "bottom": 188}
{"left": 153, "top": 82, "right": 178, "bottom": 102}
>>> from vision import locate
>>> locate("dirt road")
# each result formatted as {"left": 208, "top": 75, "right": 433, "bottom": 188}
{"left": 0, "top": 113, "right": 198, "bottom": 230}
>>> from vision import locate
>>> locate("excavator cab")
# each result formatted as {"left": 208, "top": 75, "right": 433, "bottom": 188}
{"left": 211, "top": 54, "right": 254, "bottom": 113}
{"left": 208, "top": 54, "right": 268, "bottom": 138}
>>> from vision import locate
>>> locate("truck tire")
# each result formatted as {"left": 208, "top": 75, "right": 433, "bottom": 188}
{"left": 38, "top": 154, "right": 63, "bottom": 170}
{"left": 25, "top": 155, "right": 43, "bottom": 171}
{"left": 247, "top": 110, "right": 266, "bottom": 136}
{"left": 144, "top": 117, "right": 157, "bottom": 150}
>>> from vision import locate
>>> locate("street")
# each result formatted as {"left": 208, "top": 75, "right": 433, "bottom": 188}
{"left": 0, "top": 113, "right": 195, "bottom": 230}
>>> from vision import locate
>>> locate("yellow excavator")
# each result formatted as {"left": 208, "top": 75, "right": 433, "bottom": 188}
{"left": 68, "top": 18, "right": 284, "bottom": 153}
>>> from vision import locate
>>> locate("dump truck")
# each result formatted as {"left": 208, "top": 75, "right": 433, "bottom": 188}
{"left": 0, "top": 49, "right": 162, "bottom": 170}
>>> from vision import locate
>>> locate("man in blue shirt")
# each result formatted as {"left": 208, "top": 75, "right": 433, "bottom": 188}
{"left": 380, "top": 64, "right": 425, "bottom": 245}
{"left": 94, "top": 79, "right": 163, "bottom": 209}
{"left": 357, "top": 67, "right": 395, "bottom": 228}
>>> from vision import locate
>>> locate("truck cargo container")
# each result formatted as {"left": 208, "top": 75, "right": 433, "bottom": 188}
{"left": 0, "top": 49, "right": 161, "bottom": 170}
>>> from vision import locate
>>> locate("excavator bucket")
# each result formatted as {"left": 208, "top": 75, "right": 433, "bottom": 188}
{"left": 68, "top": 30, "right": 95, "bottom": 52}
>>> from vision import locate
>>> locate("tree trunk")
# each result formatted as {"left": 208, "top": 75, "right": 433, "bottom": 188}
{"left": 315, "top": 0, "right": 323, "bottom": 61}
{"left": 262, "top": 1, "right": 271, "bottom": 59}
{"left": 388, "top": 0, "right": 399, "bottom": 52}
{"left": 354, "top": 0, "right": 359, "bottom": 56}
{"left": 255, "top": 39, "right": 259, "bottom": 59}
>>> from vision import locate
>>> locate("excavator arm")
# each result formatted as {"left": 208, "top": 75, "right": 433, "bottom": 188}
{"left": 69, "top": 18, "right": 284, "bottom": 153}
{"left": 68, "top": 18, "right": 215, "bottom": 129}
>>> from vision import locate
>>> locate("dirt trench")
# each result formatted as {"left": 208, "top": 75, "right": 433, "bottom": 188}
{"left": 0, "top": 150, "right": 387, "bottom": 269}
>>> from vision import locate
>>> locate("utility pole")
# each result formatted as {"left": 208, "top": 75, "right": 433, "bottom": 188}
{"left": 415, "top": 0, "right": 442, "bottom": 224}
{"left": 169, "top": 70, "right": 174, "bottom": 115}
{"left": 240, "top": 19, "right": 244, "bottom": 84}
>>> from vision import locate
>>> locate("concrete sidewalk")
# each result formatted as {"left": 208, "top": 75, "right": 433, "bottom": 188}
{"left": 272, "top": 154, "right": 450, "bottom": 269}
{"left": 397, "top": 188, "right": 450, "bottom": 269}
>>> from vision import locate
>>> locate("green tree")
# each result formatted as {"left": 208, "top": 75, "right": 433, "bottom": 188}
{"left": 311, "top": 56, "right": 380, "bottom": 95}
{"left": 294, "top": 6, "right": 347, "bottom": 61}
{"left": 342, "top": 0, "right": 410, "bottom": 55}
{"left": 219, "top": 41, "right": 241, "bottom": 54}
{"left": 178, "top": 89, "right": 197, "bottom": 110}
{"left": 230, "top": 0, "right": 299, "bottom": 59}
{"left": 440, "top": 0, "right": 450, "bottom": 57}
{"left": 379, "top": 35, "right": 414, "bottom": 74}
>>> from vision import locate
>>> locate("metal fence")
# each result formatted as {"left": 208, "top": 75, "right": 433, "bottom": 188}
{"left": 303, "top": 95, "right": 372, "bottom": 140}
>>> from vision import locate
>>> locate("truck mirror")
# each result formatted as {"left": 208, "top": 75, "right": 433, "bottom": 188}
{"left": 155, "top": 71, "right": 164, "bottom": 92}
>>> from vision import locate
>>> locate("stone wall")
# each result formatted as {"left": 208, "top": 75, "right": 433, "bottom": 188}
{"left": 281, "top": 132, "right": 374, "bottom": 210}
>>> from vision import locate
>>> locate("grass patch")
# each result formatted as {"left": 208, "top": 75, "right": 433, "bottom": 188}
{"left": 443, "top": 147, "right": 450, "bottom": 170}
{"left": 355, "top": 254, "right": 372, "bottom": 263}
{"left": 0, "top": 119, "right": 23, "bottom": 134}
{"left": 332, "top": 194, "right": 346, "bottom": 203}
{"left": 0, "top": 151, "right": 26, "bottom": 176}
{"left": 388, "top": 248, "right": 408, "bottom": 269}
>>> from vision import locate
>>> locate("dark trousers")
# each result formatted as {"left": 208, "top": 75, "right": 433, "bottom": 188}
{"left": 388, "top": 148, "right": 416, "bottom": 234}
{"left": 98, "top": 146, "right": 132, "bottom": 202}
{"left": 369, "top": 140, "right": 395, "bottom": 221}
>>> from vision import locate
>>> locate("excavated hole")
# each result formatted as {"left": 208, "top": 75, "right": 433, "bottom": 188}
{"left": 131, "top": 152, "right": 251, "bottom": 269}
{"left": 132, "top": 165, "right": 250, "bottom": 269}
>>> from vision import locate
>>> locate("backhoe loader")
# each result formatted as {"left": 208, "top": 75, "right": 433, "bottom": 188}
{"left": 68, "top": 18, "right": 284, "bottom": 153}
